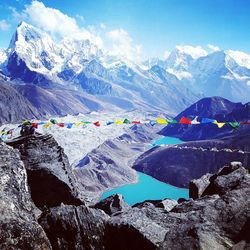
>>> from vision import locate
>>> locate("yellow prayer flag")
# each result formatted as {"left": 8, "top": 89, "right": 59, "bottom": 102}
{"left": 156, "top": 118, "right": 168, "bottom": 124}
{"left": 43, "top": 122, "right": 52, "bottom": 129}
{"left": 74, "top": 122, "right": 83, "bottom": 127}
{"left": 214, "top": 121, "right": 225, "bottom": 128}
{"left": 115, "top": 120, "right": 123, "bottom": 125}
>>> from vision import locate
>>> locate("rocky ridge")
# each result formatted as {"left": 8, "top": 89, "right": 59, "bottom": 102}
{"left": 0, "top": 134, "right": 249, "bottom": 249}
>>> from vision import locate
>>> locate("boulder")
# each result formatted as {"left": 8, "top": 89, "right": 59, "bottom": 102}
{"left": 133, "top": 199, "right": 178, "bottom": 212}
{"left": 94, "top": 194, "right": 130, "bottom": 215}
{"left": 189, "top": 173, "right": 213, "bottom": 199}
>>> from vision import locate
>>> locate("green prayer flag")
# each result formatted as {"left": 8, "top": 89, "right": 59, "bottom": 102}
{"left": 227, "top": 122, "right": 240, "bottom": 129}
{"left": 50, "top": 119, "right": 58, "bottom": 124}
{"left": 169, "top": 119, "right": 178, "bottom": 124}
{"left": 123, "top": 118, "right": 131, "bottom": 124}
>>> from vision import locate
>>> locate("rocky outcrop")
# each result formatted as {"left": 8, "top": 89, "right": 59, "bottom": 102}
{"left": 1, "top": 132, "right": 250, "bottom": 250}
{"left": 39, "top": 205, "right": 109, "bottom": 250}
{"left": 7, "top": 134, "right": 82, "bottom": 208}
{"left": 94, "top": 194, "right": 130, "bottom": 215}
{"left": 0, "top": 141, "right": 51, "bottom": 249}
{"left": 103, "top": 164, "right": 250, "bottom": 250}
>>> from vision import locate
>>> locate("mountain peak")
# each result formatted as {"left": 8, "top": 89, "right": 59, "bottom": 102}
{"left": 174, "top": 45, "right": 208, "bottom": 59}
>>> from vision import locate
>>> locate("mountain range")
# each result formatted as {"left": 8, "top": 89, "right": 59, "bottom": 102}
{"left": 0, "top": 22, "right": 250, "bottom": 123}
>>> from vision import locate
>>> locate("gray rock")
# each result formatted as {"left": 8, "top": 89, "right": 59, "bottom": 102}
{"left": 189, "top": 173, "right": 213, "bottom": 199}
{"left": 39, "top": 204, "right": 109, "bottom": 250}
{"left": 202, "top": 166, "right": 249, "bottom": 196}
{"left": 105, "top": 166, "right": 250, "bottom": 250}
{"left": 0, "top": 141, "right": 51, "bottom": 249}
{"left": 94, "top": 194, "right": 130, "bottom": 215}
{"left": 7, "top": 134, "right": 83, "bottom": 208}
{"left": 133, "top": 199, "right": 178, "bottom": 212}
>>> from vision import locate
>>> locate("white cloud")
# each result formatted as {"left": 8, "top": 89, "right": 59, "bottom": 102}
{"left": 106, "top": 28, "right": 142, "bottom": 62}
{"left": 12, "top": 1, "right": 102, "bottom": 47}
{"left": 24, "top": 1, "right": 79, "bottom": 36}
{"left": 10, "top": 1, "right": 143, "bottom": 61}
{"left": 0, "top": 20, "right": 10, "bottom": 31}
{"left": 207, "top": 44, "right": 220, "bottom": 52}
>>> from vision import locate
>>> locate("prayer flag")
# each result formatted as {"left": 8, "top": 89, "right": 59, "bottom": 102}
{"left": 93, "top": 121, "right": 100, "bottom": 127}
{"left": 156, "top": 118, "right": 168, "bottom": 124}
{"left": 179, "top": 117, "right": 191, "bottom": 124}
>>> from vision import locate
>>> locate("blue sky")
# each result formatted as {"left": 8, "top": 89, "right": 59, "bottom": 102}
{"left": 0, "top": 0, "right": 250, "bottom": 58}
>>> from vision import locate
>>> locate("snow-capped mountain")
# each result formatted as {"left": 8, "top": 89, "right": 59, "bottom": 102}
{"left": 0, "top": 21, "right": 249, "bottom": 122}
{"left": 0, "top": 22, "right": 200, "bottom": 116}
{"left": 149, "top": 45, "right": 250, "bottom": 103}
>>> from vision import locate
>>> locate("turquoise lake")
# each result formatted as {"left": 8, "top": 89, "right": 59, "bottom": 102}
{"left": 100, "top": 137, "right": 189, "bottom": 205}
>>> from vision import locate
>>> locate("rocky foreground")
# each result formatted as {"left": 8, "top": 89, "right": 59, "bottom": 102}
{"left": 0, "top": 134, "right": 250, "bottom": 249}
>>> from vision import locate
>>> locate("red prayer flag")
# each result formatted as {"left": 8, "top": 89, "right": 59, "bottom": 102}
{"left": 240, "top": 122, "right": 250, "bottom": 124}
{"left": 179, "top": 117, "right": 191, "bottom": 124}
{"left": 93, "top": 121, "right": 100, "bottom": 127}
{"left": 32, "top": 123, "right": 38, "bottom": 129}
{"left": 132, "top": 121, "right": 141, "bottom": 124}
{"left": 58, "top": 123, "right": 65, "bottom": 127}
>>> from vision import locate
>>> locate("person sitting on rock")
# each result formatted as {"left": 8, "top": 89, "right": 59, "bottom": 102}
{"left": 20, "top": 120, "right": 35, "bottom": 136}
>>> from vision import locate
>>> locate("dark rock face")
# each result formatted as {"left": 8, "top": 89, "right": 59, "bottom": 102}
{"left": 160, "top": 97, "right": 250, "bottom": 141}
{"left": 0, "top": 141, "right": 51, "bottom": 249}
{"left": 94, "top": 194, "right": 130, "bottom": 215}
{"left": 7, "top": 134, "right": 82, "bottom": 208}
{"left": 134, "top": 136, "right": 250, "bottom": 188}
{"left": 39, "top": 205, "right": 108, "bottom": 250}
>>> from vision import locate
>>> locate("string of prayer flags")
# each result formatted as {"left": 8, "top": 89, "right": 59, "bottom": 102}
{"left": 179, "top": 117, "right": 191, "bottom": 124}
{"left": 13, "top": 118, "right": 250, "bottom": 133}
